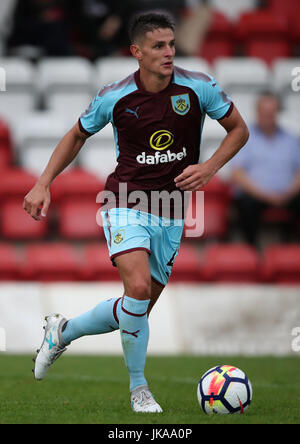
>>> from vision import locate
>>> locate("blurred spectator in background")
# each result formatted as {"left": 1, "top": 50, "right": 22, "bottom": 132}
{"left": 6, "top": 0, "right": 212, "bottom": 59}
{"left": 69, "top": 0, "right": 129, "bottom": 59}
{"left": 70, "top": 0, "right": 212, "bottom": 59}
{"left": 230, "top": 92, "right": 300, "bottom": 245}
{"left": 7, "top": 0, "right": 74, "bottom": 57}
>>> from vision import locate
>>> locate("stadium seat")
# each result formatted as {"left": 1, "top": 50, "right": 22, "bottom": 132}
{"left": 184, "top": 184, "right": 230, "bottom": 240}
{"left": 0, "top": 57, "right": 36, "bottom": 92}
{"left": 278, "top": 113, "right": 300, "bottom": 139}
{"left": 284, "top": 95, "right": 300, "bottom": 117}
{"left": 199, "top": 40, "right": 234, "bottom": 65}
{"left": 0, "top": 199, "right": 49, "bottom": 240}
{"left": 0, "top": 118, "right": 13, "bottom": 152}
{"left": 170, "top": 243, "right": 202, "bottom": 282}
{"left": 0, "top": 57, "right": 36, "bottom": 127}
{"left": 80, "top": 243, "right": 121, "bottom": 281}
{"left": 202, "top": 200, "right": 229, "bottom": 239}
{"left": 57, "top": 199, "right": 104, "bottom": 240}
{"left": 19, "top": 143, "right": 62, "bottom": 176}
{"left": 0, "top": 91, "right": 36, "bottom": 127}
{"left": 202, "top": 243, "right": 260, "bottom": 282}
{"left": 198, "top": 11, "right": 234, "bottom": 63}
{"left": 45, "top": 91, "right": 93, "bottom": 123}
{"left": 291, "top": 15, "right": 300, "bottom": 46}
{"left": 229, "top": 92, "right": 260, "bottom": 124}
{"left": 0, "top": 243, "right": 20, "bottom": 280}
{"left": 245, "top": 41, "right": 291, "bottom": 66}
{"left": 21, "top": 243, "right": 81, "bottom": 281}
{"left": 94, "top": 57, "right": 137, "bottom": 89}
{"left": 77, "top": 125, "right": 117, "bottom": 181}
{"left": 236, "top": 11, "right": 289, "bottom": 40}
{"left": 37, "top": 57, "right": 94, "bottom": 95}
{"left": 0, "top": 168, "right": 37, "bottom": 202}
{"left": 214, "top": 57, "right": 270, "bottom": 94}
{"left": 236, "top": 12, "right": 291, "bottom": 65}
{"left": 200, "top": 118, "right": 228, "bottom": 174}
{"left": 14, "top": 111, "right": 70, "bottom": 174}
{"left": 261, "top": 244, "right": 300, "bottom": 283}
{"left": 0, "top": 144, "right": 12, "bottom": 170}
{"left": 208, "top": 0, "right": 258, "bottom": 21}
{"left": 50, "top": 167, "right": 105, "bottom": 203}
{"left": 14, "top": 111, "right": 68, "bottom": 152}
{"left": 266, "top": 0, "right": 300, "bottom": 20}
{"left": 173, "top": 57, "right": 212, "bottom": 75}
{"left": 201, "top": 175, "right": 231, "bottom": 204}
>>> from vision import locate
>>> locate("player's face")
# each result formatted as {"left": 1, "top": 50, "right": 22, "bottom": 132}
{"left": 135, "top": 28, "right": 176, "bottom": 78}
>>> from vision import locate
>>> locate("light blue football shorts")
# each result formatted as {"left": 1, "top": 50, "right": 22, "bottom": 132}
{"left": 101, "top": 208, "right": 185, "bottom": 287}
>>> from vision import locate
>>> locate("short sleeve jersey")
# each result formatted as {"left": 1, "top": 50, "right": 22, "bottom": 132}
{"left": 79, "top": 66, "right": 233, "bottom": 214}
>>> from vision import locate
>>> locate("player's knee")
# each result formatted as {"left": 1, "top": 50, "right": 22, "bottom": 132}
{"left": 126, "top": 280, "right": 151, "bottom": 301}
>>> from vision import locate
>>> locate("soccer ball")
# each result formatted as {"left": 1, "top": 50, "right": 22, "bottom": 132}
{"left": 197, "top": 365, "right": 252, "bottom": 415}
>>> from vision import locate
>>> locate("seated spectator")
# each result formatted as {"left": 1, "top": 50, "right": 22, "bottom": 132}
{"left": 230, "top": 92, "right": 300, "bottom": 245}
{"left": 68, "top": 0, "right": 128, "bottom": 59}
{"left": 7, "top": 0, "right": 74, "bottom": 57}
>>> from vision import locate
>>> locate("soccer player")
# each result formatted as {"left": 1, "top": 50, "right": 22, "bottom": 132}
{"left": 23, "top": 12, "right": 249, "bottom": 413}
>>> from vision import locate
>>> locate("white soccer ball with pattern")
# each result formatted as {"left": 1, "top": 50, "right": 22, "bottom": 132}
{"left": 197, "top": 365, "right": 252, "bottom": 414}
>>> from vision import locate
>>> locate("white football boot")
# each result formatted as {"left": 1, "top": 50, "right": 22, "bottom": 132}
{"left": 33, "top": 313, "right": 68, "bottom": 380}
{"left": 131, "top": 385, "right": 163, "bottom": 413}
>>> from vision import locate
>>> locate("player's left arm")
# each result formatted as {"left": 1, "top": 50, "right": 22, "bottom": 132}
{"left": 174, "top": 106, "right": 249, "bottom": 191}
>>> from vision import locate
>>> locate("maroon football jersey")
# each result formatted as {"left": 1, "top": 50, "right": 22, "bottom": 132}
{"left": 79, "top": 67, "right": 232, "bottom": 217}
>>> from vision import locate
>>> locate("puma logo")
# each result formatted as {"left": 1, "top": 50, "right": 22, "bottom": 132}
{"left": 125, "top": 106, "right": 140, "bottom": 119}
{"left": 122, "top": 329, "right": 140, "bottom": 338}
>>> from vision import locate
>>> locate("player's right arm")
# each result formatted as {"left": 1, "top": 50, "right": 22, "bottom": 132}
{"left": 23, "top": 121, "right": 89, "bottom": 221}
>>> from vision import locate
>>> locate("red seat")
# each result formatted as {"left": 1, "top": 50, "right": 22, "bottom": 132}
{"left": 0, "top": 199, "right": 49, "bottom": 240}
{"left": 266, "top": 0, "right": 300, "bottom": 20}
{"left": 201, "top": 176, "right": 232, "bottom": 204}
{"left": 0, "top": 168, "right": 37, "bottom": 202}
{"left": 80, "top": 243, "right": 121, "bottom": 281}
{"left": 51, "top": 167, "right": 105, "bottom": 203}
{"left": 245, "top": 40, "right": 291, "bottom": 66}
{"left": 198, "top": 11, "right": 234, "bottom": 63}
{"left": 184, "top": 195, "right": 229, "bottom": 239}
{"left": 184, "top": 177, "right": 231, "bottom": 239}
{"left": 58, "top": 199, "right": 104, "bottom": 240}
{"left": 237, "top": 11, "right": 289, "bottom": 39}
{"left": 0, "top": 119, "right": 13, "bottom": 152}
{"left": 170, "top": 243, "right": 202, "bottom": 282}
{"left": 202, "top": 243, "right": 260, "bottom": 282}
{"left": 290, "top": 15, "right": 300, "bottom": 45}
{"left": 0, "top": 244, "right": 20, "bottom": 280}
{"left": 21, "top": 243, "right": 81, "bottom": 281}
{"left": 236, "top": 11, "right": 290, "bottom": 65}
{"left": 0, "top": 144, "right": 12, "bottom": 170}
{"left": 261, "top": 244, "right": 300, "bottom": 283}
{"left": 199, "top": 40, "right": 234, "bottom": 64}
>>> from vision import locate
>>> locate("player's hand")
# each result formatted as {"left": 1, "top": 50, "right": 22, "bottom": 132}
{"left": 174, "top": 163, "right": 215, "bottom": 191}
{"left": 23, "top": 182, "right": 51, "bottom": 221}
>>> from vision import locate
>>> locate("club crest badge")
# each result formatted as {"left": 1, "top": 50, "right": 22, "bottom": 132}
{"left": 171, "top": 94, "right": 190, "bottom": 116}
{"left": 113, "top": 229, "right": 125, "bottom": 244}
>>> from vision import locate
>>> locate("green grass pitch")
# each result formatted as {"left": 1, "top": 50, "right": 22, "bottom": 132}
{"left": 0, "top": 354, "right": 299, "bottom": 424}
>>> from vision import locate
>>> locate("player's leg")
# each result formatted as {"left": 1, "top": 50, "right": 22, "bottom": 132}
{"left": 33, "top": 274, "right": 163, "bottom": 381}
{"left": 58, "top": 277, "right": 163, "bottom": 346}
{"left": 114, "top": 250, "right": 162, "bottom": 412}
{"left": 148, "top": 278, "right": 165, "bottom": 315}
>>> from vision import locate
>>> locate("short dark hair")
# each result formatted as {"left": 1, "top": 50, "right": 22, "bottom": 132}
{"left": 129, "top": 12, "right": 175, "bottom": 44}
